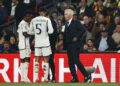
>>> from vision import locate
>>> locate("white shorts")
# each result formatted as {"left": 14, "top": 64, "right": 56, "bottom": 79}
{"left": 35, "top": 46, "right": 52, "bottom": 57}
{"left": 19, "top": 48, "right": 31, "bottom": 59}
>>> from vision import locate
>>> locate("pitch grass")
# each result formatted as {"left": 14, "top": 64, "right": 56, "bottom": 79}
{"left": 0, "top": 83, "right": 120, "bottom": 86}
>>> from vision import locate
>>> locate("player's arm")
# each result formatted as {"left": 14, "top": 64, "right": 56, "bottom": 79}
{"left": 23, "top": 32, "right": 31, "bottom": 37}
{"left": 21, "top": 24, "right": 31, "bottom": 37}
{"left": 47, "top": 18, "right": 54, "bottom": 34}
{"left": 28, "top": 20, "right": 35, "bottom": 35}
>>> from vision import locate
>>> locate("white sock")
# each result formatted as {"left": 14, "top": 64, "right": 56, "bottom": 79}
{"left": 24, "top": 62, "right": 30, "bottom": 82}
{"left": 43, "top": 62, "right": 49, "bottom": 81}
{"left": 20, "top": 63, "right": 24, "bottom": 82}
{"left": 34, "top": 62, "right": 39, "bottom": 81}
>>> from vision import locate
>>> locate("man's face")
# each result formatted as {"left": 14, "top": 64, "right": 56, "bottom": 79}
{"left": 52, "top": 13, "right": 57, "bottom": 19}
{"left": 10, "top": 37, "right": 15, "bottom": 45}
{"left": 26, "top": 14, "right": 33, "bottom": 22}
{"left": 99, "top": 24, "right": 104, "bottom": 30}
{"left": 62, "top": 2, "right": 68, "bottom": 9}
{"left": 87, "top": 40, "right": 94, "bottom": 47}
{"left": 96, "top": 11, "right": 101, "bottom": 18}
{"left": 83, "top": 16, "right": 89, "bottom": 24}
{"left": 39, "top": 11, "right": 46, "bottom": 16}
{"left": 116, "top": 25, "right": 120, "bottom": 32}
{"left": 4, "top": 43, "right": 9, "bottom": 50}
{"left": 0, "top": 37, "right": 4, "bottom": 44}
{"left": 80, "top": 0, "right": 86, "bottom": 7}
{"left": 101, "top": 32, "right": 108, "bottom": 37}
{"left": 114, "top": 17, "right": 120, "bottom": 24}
{"left": 97, "top": 0, "right": 103, "bottom": 6}
{"left": 64, "top": 12, "right": 72, "bottom": 21}
{"left": 98, "top": 15, "right": 104, "bottom": 23}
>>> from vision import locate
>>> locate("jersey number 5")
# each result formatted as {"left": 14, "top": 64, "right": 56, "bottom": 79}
{"left": 36, "top": 24, "right": 41, "bottom": 35}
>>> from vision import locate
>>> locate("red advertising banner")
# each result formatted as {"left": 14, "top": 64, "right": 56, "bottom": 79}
{"left": 0, "top": 53, "right": 120, "bottom": 83}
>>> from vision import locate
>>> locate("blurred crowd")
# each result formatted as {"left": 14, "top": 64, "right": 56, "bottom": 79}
{"left": 0, "top": 0, "right": 120, "bottom": 53}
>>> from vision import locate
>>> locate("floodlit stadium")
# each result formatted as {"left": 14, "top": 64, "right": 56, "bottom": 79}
{"left": 0, "top": 0, "right": 120, "bottom": 86}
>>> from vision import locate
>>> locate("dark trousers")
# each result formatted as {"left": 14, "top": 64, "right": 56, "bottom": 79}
{"left": 49, "top": 37, "right": 57, "bottom": 80}
{"left": 67, "top": 43, "right": 88, "bottom": 79}
{"left": 49, "top": 53, "right": 55, "bottom": 79}
{"left": 49, "top": 49, "right": 55, "bottom": 79}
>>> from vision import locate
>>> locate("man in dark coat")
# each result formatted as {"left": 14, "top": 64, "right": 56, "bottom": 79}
{"left": 49, "top": 11, "right": 58, "bottom": 82}
{"left": 63, "top": 9, "right": 91, "bottom": 83}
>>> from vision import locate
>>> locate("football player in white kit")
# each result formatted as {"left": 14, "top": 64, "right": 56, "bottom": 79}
{"left": 29, "top": 8, "right": 53, "bottom": 82}
{"left": 17, "top": 11, "right": 33, "bottom": 82}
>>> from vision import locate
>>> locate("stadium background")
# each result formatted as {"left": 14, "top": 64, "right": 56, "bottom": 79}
{"left": 0, "top": 0, "right": 120, "bottom": 86}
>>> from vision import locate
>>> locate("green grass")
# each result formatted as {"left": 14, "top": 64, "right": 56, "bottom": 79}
{"left": 0, "top": 83, "right": 120, "bottom": 86}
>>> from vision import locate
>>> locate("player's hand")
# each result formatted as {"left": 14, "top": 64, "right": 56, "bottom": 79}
{"left": 84, "top": 44, "right": 88, "bottom": 50}
{"left": 72, "top": 37, "right": 78, "bottom": 42}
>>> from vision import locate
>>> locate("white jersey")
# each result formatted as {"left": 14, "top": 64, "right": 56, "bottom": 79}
{"left": 17, "top": 20, "right": 30, "bottom": 50}
{"left": 29, "top": 16, "right": 53, "bottom": 47}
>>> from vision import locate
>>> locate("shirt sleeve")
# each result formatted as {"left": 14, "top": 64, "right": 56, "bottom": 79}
{"left": 17, "top": 26, "right": 20, "bottom": 33}
{"left": 28, "top": 20, "right": 35, "bottom": 35}
{"left": 22, "top": 23, "right": 28, "bottom": 33}
{"left": 47, "top": 18, "right": 54, "bottom": 34}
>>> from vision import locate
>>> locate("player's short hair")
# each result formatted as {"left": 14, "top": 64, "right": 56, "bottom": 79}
{"left": 64, "top": 9, "right": 74, "bottom": 16}
{"left": 39, "top": 7, "right": 47, "bottom": 13}
{"left": 39, "top": 7, "right": 49, "bottom": 16}
{"left": 23, "top": 10, "right": 33, "bottom": 18}
{"left": 51, "top": 11, "right": 58, "bottom": 15}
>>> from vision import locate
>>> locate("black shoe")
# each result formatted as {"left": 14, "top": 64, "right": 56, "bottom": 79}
{"left": 70, "top": 78, "right": 79, "bottom": 83}
{"left": 84, "top": 74, "right": 91, "bottom": 83}
{"left": 50, "top": 78, "right": 56, "bottom": 83}
{"left": 50, "top": 77, "right": 56, "bottom": 83}
{"left": 51, "top": 79, "right": 56, "bottom": 83}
